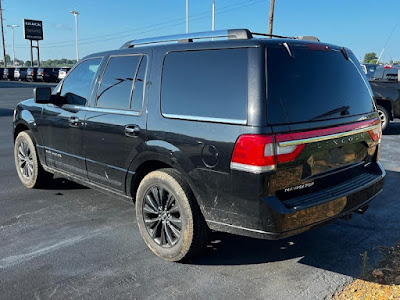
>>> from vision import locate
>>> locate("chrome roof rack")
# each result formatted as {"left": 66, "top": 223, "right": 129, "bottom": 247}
{"left": 120, "top": 29, "right": 253, "bottom": 49}
{"left": 119, "top": 29, "right": 320, "bottom": 49}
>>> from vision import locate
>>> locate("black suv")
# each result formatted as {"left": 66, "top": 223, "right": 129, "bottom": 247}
{"left": 13, "top": 29, "right": 385, "bottom": 262}
{"left": 26, "top": 67, "right": 38, "bottom": 81}
{"left": 37, "top": 67, "right": 60, "bottom": 82}
{"left": 3, "top": 67, "right": 15, "bottom": 80}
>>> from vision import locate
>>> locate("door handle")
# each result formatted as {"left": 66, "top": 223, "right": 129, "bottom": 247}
{"left": 125, "top": 125, "right": 140, "bottom": 137}
{"left": 68, "top": 116, "right": 79, "bottom": 127}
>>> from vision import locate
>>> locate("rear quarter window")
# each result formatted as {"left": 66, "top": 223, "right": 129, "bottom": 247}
{"left": 161, "top": 48, "right": 248, "bottom": 124}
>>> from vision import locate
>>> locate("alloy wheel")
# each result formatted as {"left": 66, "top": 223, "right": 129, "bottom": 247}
{"left": 378, "top": 109, "right": 387, "bottom": 130}
{"left": 17, "top": 141, "right": 34, "bottom": 180}
{"left": 142, "top": 186, "right": 182, "bottom": 247}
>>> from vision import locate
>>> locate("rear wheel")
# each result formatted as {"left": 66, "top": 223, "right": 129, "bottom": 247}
{"left": 14, "top": 131, "right": 53, "bottom": 188}
{"left": 135, "top": 169, "right": 209, "bottom": 262}
{"left": 377, "top": 105, "right": 389, "bottom": 131}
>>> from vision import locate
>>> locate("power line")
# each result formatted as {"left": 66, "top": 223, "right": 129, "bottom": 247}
{"left": 12, "top": 0, "right": 264, "bottom": 49}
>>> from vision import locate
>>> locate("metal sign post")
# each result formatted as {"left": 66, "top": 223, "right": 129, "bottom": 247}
{"left": 23, "top": 19, "right": 43, "bottom": 66}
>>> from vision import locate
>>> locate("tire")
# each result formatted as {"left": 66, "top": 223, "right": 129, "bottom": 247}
{"left": 377, "top": 105, "right": 390, "bottom": 131}
{"left": 14, "top": 131, "right": 53, "bottom": 188}
{"left": 136, "top": 168, "right": 209, "bottom": 262}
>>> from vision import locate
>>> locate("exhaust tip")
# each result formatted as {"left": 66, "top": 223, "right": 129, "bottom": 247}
{"left": 355, "top": 205, "right": 369, "bottom": 215}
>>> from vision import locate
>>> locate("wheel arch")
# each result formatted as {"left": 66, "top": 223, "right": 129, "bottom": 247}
{"left": 14, "top": 121, "right": 31, "bottom": 142}
{"left": 376, "top": 99, "right": 393, "bottom": 120}
{"left": 125, "top": 153, "right": 206, "bottom": 214}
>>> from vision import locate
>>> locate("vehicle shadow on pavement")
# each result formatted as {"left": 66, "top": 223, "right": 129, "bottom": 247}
{"left": 191, "top": 170, "right": 400, "bottom": 284}
{"left": 44, "top": 178, "right": 89, "bottom": 190}
{"left": 383, "top": 121, "right": 400, "bottom": 135}
{"left": 0, "top": 108, "right": 14, "bottom": 117}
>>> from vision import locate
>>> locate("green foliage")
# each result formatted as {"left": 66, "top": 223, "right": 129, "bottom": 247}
{"left": 22, "top": 58, "right": 76, "bottom": 67}
{"left": 363, "top": 52, "right": 378, "bottom": 63}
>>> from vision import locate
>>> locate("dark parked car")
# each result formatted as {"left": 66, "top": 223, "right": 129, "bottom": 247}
{"left": 37, "top": 67, "right": 60, "bottom": 82}
{"left": 360, "top": 63, "right": 379, "bottom": 79}
{"left": 13, "top": 29, "right": 385, "bottom": 262}
{"left": 369, "top": 65, "right": 400, "bottom": 130}
{"left": 26, "top": 67, "right": 39, "bottom": 81}
{"left": 3, "top": 67, "right": 15, "bottom": 80}
{"left": 57, "top": 67, "right": 71, "bottom": 82}
{"left": 0, "top": 67, "right": 4, "bottom": 80}
{"left": 14, "top": 68, "right": 28, "bottom": 81}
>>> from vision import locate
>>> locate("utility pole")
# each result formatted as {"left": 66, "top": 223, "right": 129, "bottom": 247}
{"left": 6, "top": 25, "right": 18, "bottom": 66}
{"left": 268, "top": 0, "right": 275, "bottom": 36}
{"left": 212, "top": 0, "right": 215, "bottom": 31}
{"left": 70, "top": 10, "right": 79, "bottom": 62}
{"left": 0, "top": 0, "right": 7, "bottom": 67}
{"left": 186, "top": 0, "right": 189, "bottom": 33}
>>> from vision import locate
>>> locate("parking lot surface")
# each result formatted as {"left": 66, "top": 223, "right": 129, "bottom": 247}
{"left": 0, "top": 81, "right": 399, "bottom": 300}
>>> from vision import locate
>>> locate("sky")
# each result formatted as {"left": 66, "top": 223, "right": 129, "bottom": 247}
{"left": 1, "top": 0, "right": 399, "bottom": 63}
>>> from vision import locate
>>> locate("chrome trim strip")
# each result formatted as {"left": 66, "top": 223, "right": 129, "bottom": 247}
{"left": 163, "top": 113, "right": 247, "bottom": 125}
{"left": 278, "top": 124, "right": 379, "bottom": 147}
{"left": 230, "top": 162, "right": 275, "bottom": 174}
{"left": 63, "top": 105, "right": 140, "bottom": 116}
{"left": 206, "top": 220, "right": 270, "bottom": 235}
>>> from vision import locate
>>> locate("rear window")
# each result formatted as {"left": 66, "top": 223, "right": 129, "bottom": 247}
{"left": 267, "top": 45, "right": 375, "bottom": 124}
{"left": 161, "top": 48, "right": 248, "bottom": 124}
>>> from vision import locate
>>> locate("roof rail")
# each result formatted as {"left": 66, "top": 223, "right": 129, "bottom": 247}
{"left": 120, "top": 29, "right": 253, "bottom": 49}
{"left": 119, "top": 29, "right": 320, "bottom": 49}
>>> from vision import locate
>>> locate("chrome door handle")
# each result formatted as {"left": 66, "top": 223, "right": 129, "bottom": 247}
{"left": 125, "top": 125, "right": 140, "bottom": 137}
{"left": 68, "top": 116, "right": 79, "bottom": 127}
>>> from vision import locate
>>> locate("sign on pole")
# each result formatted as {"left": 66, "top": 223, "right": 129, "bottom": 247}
{"left": 23, "top": 19, "right": 43, "bottom": 40}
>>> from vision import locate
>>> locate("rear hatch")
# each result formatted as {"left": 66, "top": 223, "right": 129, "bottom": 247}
{"left": 265, "top": 42, "right": 382, "bottom": 208}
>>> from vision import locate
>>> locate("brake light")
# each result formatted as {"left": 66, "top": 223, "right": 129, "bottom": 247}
{"left": 306, "top": 43, "right": 330, "bottom": 51}
{"left": 231, "top": 118, "right": 381, "bottom": 174}
{"left": 368, "top": 120, "right": 382, "bottom": 142}
{"left": 230, "top": 135, "right": 305, "bottom": 173}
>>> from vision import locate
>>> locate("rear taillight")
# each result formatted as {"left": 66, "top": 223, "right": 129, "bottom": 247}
{"left": 230, "top": 134, "right": 305, "bottom": 173}
{"left": 368, "top": 120, "right": 382, "bottom": 142}
{"left": 231, "top": 118, "right": 381, "bottom": 174}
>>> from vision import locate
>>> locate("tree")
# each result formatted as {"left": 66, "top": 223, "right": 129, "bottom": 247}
{"left": 363, "top": 52, "right": 378, "bottom": 63}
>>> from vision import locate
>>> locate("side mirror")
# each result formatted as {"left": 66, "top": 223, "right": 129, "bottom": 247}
{"left": 34, "top": 87, "right": 52, "bottom": 104}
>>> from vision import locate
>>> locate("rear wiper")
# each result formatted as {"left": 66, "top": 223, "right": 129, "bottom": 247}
{"left": 310, "top": 105, "right": 350, "bottom": 121}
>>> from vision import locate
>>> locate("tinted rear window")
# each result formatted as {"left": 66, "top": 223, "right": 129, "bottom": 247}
{"left": 267, "top": 45, "right": 375, "bottom": 124}
{"left": 161, "top": 48, "right": 248, "bottom": 123}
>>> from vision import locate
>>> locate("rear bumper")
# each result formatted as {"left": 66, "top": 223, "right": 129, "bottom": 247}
{"left": 206, "top": 162, "right": 385, "bottom": 239}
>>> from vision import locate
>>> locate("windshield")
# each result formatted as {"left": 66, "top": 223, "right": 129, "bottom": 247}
{"left": 266, "top": 44, "right": 375, "bottom": 124}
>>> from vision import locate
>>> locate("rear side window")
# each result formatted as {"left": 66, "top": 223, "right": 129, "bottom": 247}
{"left": 161, "top": 48, "right": 248, "bottom": 123}
{"left": 96, "top": 55, "right": 142, "bottom": 110}
{"left": 267, "top": 45, "right": 375, "bottom": 124}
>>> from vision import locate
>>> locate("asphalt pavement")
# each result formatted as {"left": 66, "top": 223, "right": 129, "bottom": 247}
{"left": 0, "top": 81, "right": 399, "bottom": 300}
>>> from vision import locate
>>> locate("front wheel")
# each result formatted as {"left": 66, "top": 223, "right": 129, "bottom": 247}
{"left": 377, "top": 105, "right": 390, "bottom": 131}
{"left": 14, "top": 131, "right": 53, "bottom": 188}
{"left": 135, "top": 169, "right": 209, "bottom": 262}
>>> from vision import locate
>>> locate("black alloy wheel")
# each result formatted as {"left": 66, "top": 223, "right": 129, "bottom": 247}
{"left": 143, "top": 185, "right": 182, "bottom": 247}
